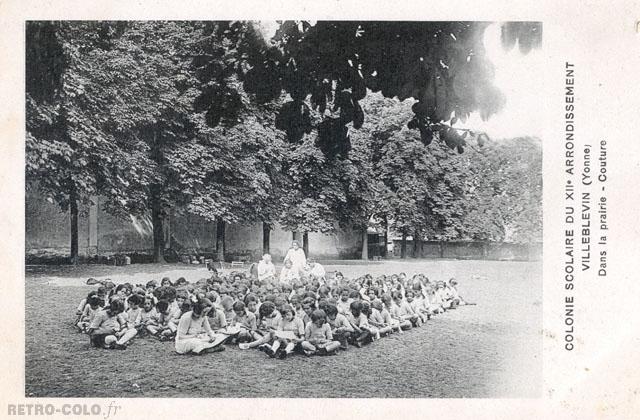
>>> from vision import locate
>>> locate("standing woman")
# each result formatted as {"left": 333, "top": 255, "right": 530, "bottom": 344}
{"left": 283, "top": 240, "right": 306, "bottom": 277}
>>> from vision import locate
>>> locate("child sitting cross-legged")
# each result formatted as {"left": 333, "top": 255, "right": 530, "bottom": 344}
{"left": 232, "top": 301, "right": 258, "bottom": 344}
{"left": 381, "top": 294, "right": 412, "bottom": 331}
{"left": 447, "top": 278, "right": 475, "bottom": 306}
{"left": 148, "top": 300, "right": 179, "bottom": 341}
{"left": 360, "top": 301, "right": 382, "bottom": 340}
{"left": 87, "top": 299, "right": 125, "bottom": 349}
{"left": 368, "top": 299, "right": 395, "bottom": 337}
{"left": 409, "top": 284, "right": 432, "bottom": 322}
{"left": 400, "top": 290, "right": 423, "bottom": 327}
{"left": 238, "top": 301, "right": 281, "bottom": 351}
{"left": 325, "top": 303, "right": 354, "bottom": 350}
{"left": 270, "top": 304, "right": 305, "bottom": 359}
{"left": 113, "top": 294, "right": 143, "bottom": 350}
{"left": 175, "top": 298, "right": 226, "bottom": 355}
{"left": 301, "top": 309, "right": 341, "bottom": 356}
{"left": 139, "top": 296, "right": 158, "bottom": 334}
{"left": 346, "top": 300, "right": 375, "bottom": 347}
{"left": 76, "top": 295, "right": 103, "bottom": 333}
{"left": 206, "top": 294, "right": 228, "bottom": 331}
{"left": 75, "top": 291, "right": 97, "bottom": 327}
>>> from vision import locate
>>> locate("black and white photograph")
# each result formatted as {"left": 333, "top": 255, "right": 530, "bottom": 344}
{"left": 23, "top": 20, "right": 545, "bottom": 398}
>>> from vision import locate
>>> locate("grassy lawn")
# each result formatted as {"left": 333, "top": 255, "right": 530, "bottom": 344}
{"left": 25, "top": 259, "right": 542, "bottom": 398}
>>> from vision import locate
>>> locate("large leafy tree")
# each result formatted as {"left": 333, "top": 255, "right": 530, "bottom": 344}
{"left": 73, "top": 21, "right": 288, "bottom": 262}
{"left": 45, "top": 21, "right": 207, "bottom": 263}
{"left": 462, "top": 137, "right": 543, "bottom": 243}
{"left": 26, "top": 21, "right": 142, "bottom": 264}
{"left": 27, "top": 21, "right": 286, "bottom": 262}
{"left": 358, "top": 92, "right": 542, "bottom": 255}
{"left": 234, "top": 21, "right": 541, "bottom": 156}
{"left": 277, "top": 139, "right": 378, "bottom": 254}
{"left": 174, "top": 102, "right": 288, "bottom": 261}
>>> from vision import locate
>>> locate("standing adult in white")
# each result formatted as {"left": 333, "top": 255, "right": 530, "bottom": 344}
{"left": 283, "top": 240, "right": 307, "bottom": 276}
{"left": 257, "top": 253, "right": 276, "bottom": 281}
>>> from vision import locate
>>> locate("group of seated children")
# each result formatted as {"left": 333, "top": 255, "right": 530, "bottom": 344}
{"left": 75, "top": 268, "right": 471, "bottom": 357}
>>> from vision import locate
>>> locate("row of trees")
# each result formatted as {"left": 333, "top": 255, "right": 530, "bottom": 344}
{"left": 26, "top": 21, "right": 542, "bottom": 263}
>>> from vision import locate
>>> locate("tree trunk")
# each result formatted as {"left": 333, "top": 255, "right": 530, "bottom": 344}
{"left": 262, "top": 222, "right": 270, "bottom": 255}
{"left": 361, "top": 228, "right": 368, "bottom": 260}
{"left": 382, "top": 216, "right": 388, "bottom": 258}
{"left": 412, "top": 231, "right": 420, "bottom": 258}
{"left": 69, "top": 188, "right": 79, "bottom": 265}
{"left": 302, "top": 232, "right": 309, "bottom": 257}
{"left": 401, "top": 231, "right": 407, "bottom": 259}
{"left": 151, "top": 194, "right": 166, "bottom": 263}
{"left": 216, "top": 219, "right": 226, "bottom": 262}
{"left": 150, "top": 127, "right": 166, "bottom": 264}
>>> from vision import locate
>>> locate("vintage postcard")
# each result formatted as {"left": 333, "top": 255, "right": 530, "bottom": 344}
{"left": 1, "top": 0, "right": 639, "bottom": 419}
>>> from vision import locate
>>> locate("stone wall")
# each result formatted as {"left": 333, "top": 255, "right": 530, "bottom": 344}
{"left": 27, "top": 190, "right": 539, "bottom": 262}
{"left": 25, "top": 189, "right": 361, "bottom": 260}
{"left": 390, "top": 239, "right": 542, "bottom": 261}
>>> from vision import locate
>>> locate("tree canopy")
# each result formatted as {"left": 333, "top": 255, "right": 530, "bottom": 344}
{"left": 235, "top": 21, "right": 541, "bottom": 154}
{"left": 26, "top": 20, "right": 542, "bottom": 263}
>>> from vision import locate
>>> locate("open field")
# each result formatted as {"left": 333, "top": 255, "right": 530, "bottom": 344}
{"left": 25, "top": 259, "right": 542, "bottom": 398}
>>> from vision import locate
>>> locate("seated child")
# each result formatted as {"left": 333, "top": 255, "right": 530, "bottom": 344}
{"left": 244, "top": 293, "right": 260, "bottom": 316}
{"left": 175, "top": 289, "right": 190, "bottom": 311}
{"left": 368, "top": 299, "right": 394, "bottom": 336}
{"left": 270, "top": 304, "right": 305, "bottom": 359}
{"left": 103, "top": 281, "right": 116, "bottom": 299}
{"left": 279, "top": 260, "right": 300, "bottom": 284}
{"left": 336, "top": 288, "right": 353, "bottom": 316}
{"left": 273, "top": 295, "right": 288, "bottom": 313}
{"left": 148, "top": 300, "right": 180, "bottom": 340}
{"left": 399, "top": 290, "right": 423, "bottom": 326}
{"left": 318, "top": 285, "right": 331, "bottom": 299}
{"left": 145, "top": 280, "right": 158, "bottom": 296}
{"left": 365, "top": 287, "right": 378, "bottom": 303}
{"left": 290, "top": 295, "right": 303, "bottom": 318}
{"left": 333, "top": 271, "right": 345, "bottom": 286}
{"left": 232, "top": 301, "right": 258, "bottom": 343}
{"left": 325, "top": 303, "right": 354, "bottom": 349}
{"left": 110, "top": 284, "right": 131, "bottom": 310}
{"left": 76, "top": 295, "right": 103, "bottom": 333}
{"left": 300, "top": 297, "right": 316, "bottom": 326}
{"left": 139, "top": 296, "right": 159, "bottom": 334}
{"left": 239, "top": 301, "right": 281, "bottom": 351}
{"left": 434, "top": 282, "right": 451, "bottom": 310}
{"left": 408, "top": 288, "right": 432, "bottom": 322}
{"left": 346, "top": 300, "right": 375, "bottom": 347}
{"left": 114, "top": 294, "right": 143, "bottom": 349}
{"left": 175, "top": 299, "right": 226, "bottom": 355}
{"left": 87, "top": 299, "right": 125, "bottom": 349}
{"left": 75, "top": 291, "right": 97, "bottom": 324}
{"left": 220, "top": 295, "right": 236, "bottom": 325}
{"left": 301, "top": 309, "right": 340, "bottom": 356}
{"left": 424, "top": 285, "right": 444, "bottom": 314}
{"left": 448, "top": 278, "right": 473, "bottom": 305}
{"left": 360, "top": 301, "right": 383, "bottom": 340}
{"left": 381, "top": 294, "right": 412, "bottom": 331}
{"left": 207, "top": 301, "right": 228, "bottom": 331}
